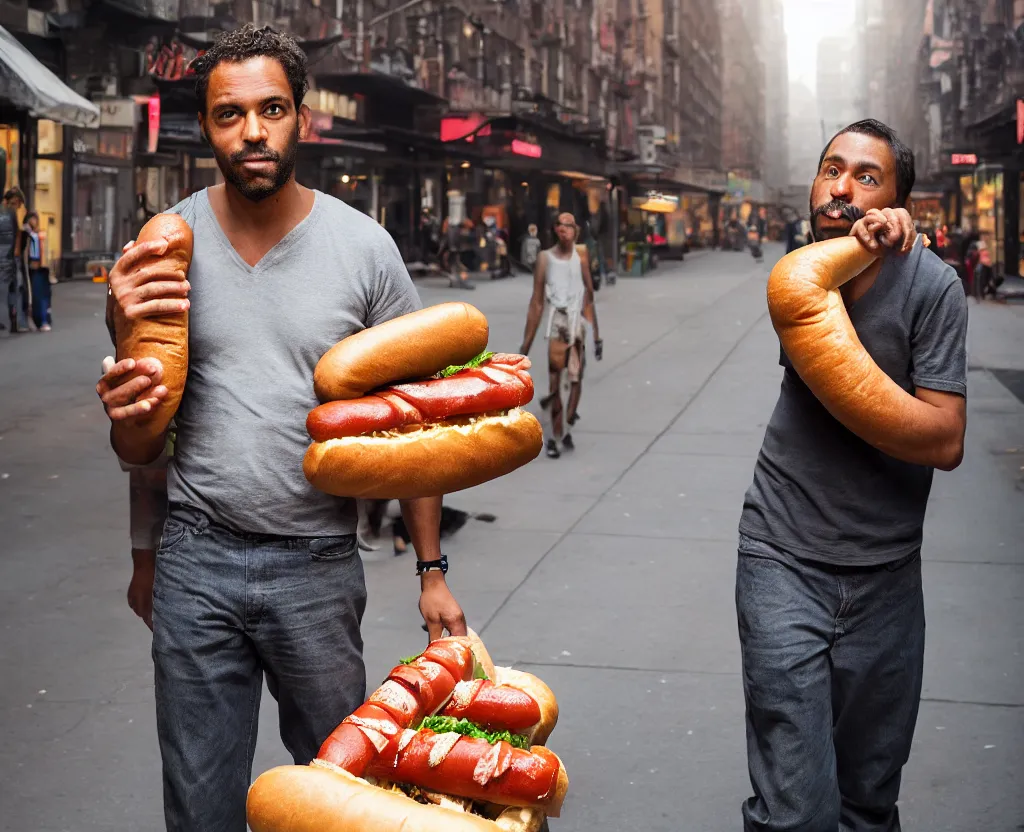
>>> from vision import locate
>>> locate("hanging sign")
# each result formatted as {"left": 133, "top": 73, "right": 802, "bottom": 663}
{"left": 147, "top": 95, "right": 161, "bottom": 154}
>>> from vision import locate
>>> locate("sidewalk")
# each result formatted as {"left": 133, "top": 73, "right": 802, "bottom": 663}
{"left": 0, "top": 246, "right": 1021, "bottom": 830}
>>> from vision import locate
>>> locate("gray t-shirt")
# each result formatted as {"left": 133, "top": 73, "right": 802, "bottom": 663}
{"left": 739, "top": 237, "right": 968, "bottom": 566}
{"left": 165, "top": 189, "right": 421, "bottom": 536}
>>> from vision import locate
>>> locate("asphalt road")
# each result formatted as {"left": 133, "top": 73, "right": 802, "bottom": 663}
{"left": 1, "top": 245, "right": 1021, "bottom": 831}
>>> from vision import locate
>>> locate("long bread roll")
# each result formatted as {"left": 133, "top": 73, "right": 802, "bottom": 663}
{"left": 766, "top": 235, "right": 939, "bottom": 454}
{"left": 112, "top": 213, "right": 193, "bottom": 450}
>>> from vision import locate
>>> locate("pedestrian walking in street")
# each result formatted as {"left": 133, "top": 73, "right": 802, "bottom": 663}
{"left": 2, "top": 187, "right": 27, "bottom": 332}
{"left": 520, "top": 211, "right": 602, "bottom": 458}
{"left": 736, "top": 118, "right": 968, "bottom": 832}
{"left": 23, "top": 212, "right": 52, "bottom": 331}
{"left": 94, "top": 24, "right": 467, "bottom": 832}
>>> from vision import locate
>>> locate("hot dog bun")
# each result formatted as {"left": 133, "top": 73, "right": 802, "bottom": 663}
{"left": 112, "top": 213, "right": 193, "bottom": 448}
{"left": 247, "top": 763, "right": 504, "bottom": 832}
{"left": 314, "top": 302, "right": 489, "bottom": 402}
{"left": 767, "top": 235, "right": 943, "bottom": 453}
{"left": 303, "top": 408, "right": 543, "bottom": 500}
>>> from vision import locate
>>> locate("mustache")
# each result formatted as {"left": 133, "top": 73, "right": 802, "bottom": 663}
{"left": 812, "top": 200, "right": 865, "bottom": 223}
{"left": 230, "top": 144, "right": 281, "bottom": 165}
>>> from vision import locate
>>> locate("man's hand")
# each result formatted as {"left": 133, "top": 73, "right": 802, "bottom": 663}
{"left": 849, "top": 207, "right": 916, "bottom": 255}
{"left": 419, "top": 572, "right": 467, "bottom": 641}
{"left": 594, "top": 337, "right": 604, "bottom": 361}
{"left": 109, "top": 236, "right": 190, "bottom": 321}
{"left": 128, "top": 547, "right": 156, "bottom": 630}
{"left": 98, "top": 355, "right": 168, "bottom": 422}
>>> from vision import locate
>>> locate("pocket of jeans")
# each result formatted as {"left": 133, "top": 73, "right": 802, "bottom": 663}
{"left": 158, "top": 518, "right": 189, "bottom": 552}
{"left": 309, "top": 535, "right": 358, "bottom": 561}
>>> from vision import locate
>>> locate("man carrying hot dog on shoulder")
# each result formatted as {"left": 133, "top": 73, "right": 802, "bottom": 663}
{"left": 736, "top": 119, "right": 968, "bottom": 831}
{"left": 520, "top": 211, "right": 602, "bottom": 459}
{"left": 93, "top": 24, "right": 466, "bottom": 832}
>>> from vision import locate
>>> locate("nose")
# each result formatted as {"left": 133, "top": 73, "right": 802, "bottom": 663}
{"left": 829, "top": 172, "right": 853, "bottom": 201}
{"left": 242, "top": 110, "right": 266, "bottom": 144}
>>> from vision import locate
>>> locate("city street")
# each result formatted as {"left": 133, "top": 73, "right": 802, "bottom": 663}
{"left": 1, "top": 245, "right": 1022, "bottom": 831}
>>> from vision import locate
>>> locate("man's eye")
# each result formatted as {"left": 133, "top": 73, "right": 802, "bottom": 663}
{"left": 266, "top": 104, "right": 284, "bottom": 116}
{"left": 217, "top": 110, "right": 238, "bottom": 121}
{"left": 858, "top": 174, "right": 877, "bottom": 185}
{"left": 826, "top": 166, "right": 839, "bottom": 177}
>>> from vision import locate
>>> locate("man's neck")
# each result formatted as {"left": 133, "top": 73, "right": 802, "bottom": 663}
{"left": 212, "top": 178, "right": 311, "bottom": 231}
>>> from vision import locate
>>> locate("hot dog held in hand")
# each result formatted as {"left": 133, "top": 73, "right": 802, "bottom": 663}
{"left": 106, "top": 213, "right": 193, "bottom": 461}
{"left": 247, "top": 631, "right": 568, "bottom": 832}
{"left": 303, "top": 302, "right": 544, "bottom": 500}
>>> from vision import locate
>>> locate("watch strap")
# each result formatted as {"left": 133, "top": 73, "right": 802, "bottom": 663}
{"left": 416, "top": 555, "right": 448, "bottom": 576}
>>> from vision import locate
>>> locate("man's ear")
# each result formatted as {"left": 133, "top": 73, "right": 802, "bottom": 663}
{"left": 297, "top": 103, "right": 312, "bottom": 141}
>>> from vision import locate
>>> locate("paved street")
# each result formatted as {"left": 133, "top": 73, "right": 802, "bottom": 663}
{"left": 1, "top": 246, "right": 1022, "bottom": 831}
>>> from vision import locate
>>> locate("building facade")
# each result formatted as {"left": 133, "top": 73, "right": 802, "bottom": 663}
{"left": 720, "top": 0, "right": 765, "bottom": 215}
{"left": 0, "top": 0, "right": 739, "bottom": 281}
{"left": 760, "top": 0, "right": 789, "bottom": 203}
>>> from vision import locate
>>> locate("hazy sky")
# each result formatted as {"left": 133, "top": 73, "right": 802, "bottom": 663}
{"left": 783, "top": 0, "right": 857, "bottom": 92}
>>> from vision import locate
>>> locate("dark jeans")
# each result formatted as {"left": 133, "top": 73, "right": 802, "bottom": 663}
{"left": 29, "top": 267, "right": 50, "bottom": 328}
{"left": 152, "top": 505, "right": 368, "bottom": 832}
{"left": 735, "top": 534, "right": 925, "bottom": 832}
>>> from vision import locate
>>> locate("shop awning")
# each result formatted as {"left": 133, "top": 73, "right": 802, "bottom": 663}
{"left": 0, "top": 25, "right": 99, "bottom": 128}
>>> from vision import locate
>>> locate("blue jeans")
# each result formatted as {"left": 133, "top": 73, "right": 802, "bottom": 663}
{"left": 735, "top": 534, "right": 925, "bottom": 832}
{"left": 29, "top": 267, "right": 50, "bottom": 328}
{"left": 152, "top": 505, "right": 368, "bottom": 832}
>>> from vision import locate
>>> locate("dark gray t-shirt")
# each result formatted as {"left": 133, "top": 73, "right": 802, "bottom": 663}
{"left": 165, "top": 189, "right": 421, "bottom": 536}
{"left": 739, "top": 237, "right": 968, "bottom": 566}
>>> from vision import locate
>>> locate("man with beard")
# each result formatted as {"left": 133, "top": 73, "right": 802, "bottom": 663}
{"left": 735, "top": 119, "right": 968, "bottom": 831}
{"left": 95, "top": 25, "right": 466, "bottom": 831}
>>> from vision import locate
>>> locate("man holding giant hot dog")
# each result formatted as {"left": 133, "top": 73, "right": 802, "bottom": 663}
{"left": 94, "top": 24, "right": 467, "bottom": 832}
{"left": 736, "top": 119, "right": 968, "bottom": 831}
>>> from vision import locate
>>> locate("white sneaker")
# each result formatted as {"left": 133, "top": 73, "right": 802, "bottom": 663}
{"left": 40, "top": 324, "right": 51, "bottom": 332}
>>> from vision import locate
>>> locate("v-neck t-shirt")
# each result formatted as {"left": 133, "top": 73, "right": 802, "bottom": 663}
{"left": 739, "top": 237, "right": 969, "bottom": 566}
{"left": 164, "top": 188, "right": 422, "bottom": 536}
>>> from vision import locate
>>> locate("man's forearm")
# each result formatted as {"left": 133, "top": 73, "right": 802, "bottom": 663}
{"left": 521, "top": 302, "right": 544, "bottom": 353}
{"left": 399, "top": 496, "right": 443, "bottom": 561}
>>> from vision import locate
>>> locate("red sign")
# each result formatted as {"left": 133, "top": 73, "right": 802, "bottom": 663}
{"left": 147, "top": 95, "right": 161, "bottom": 154}
{"left": 951, "top": 153, "right": 977, "bottom": 165}
{"left": 511, "top": 139, "right": 542, "bottom": 158}
{"left": 1017, "top": 99, "right": 1023, "bottom": 145}
{"left": 441, "top": 115, "right": 490, "bottom": 142}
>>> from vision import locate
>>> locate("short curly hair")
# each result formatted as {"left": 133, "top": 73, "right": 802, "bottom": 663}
{"left": 191, "top": 24, "right": 309, "bottom": 113}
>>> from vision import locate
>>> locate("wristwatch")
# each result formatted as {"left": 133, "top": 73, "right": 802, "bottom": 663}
{"left": 416, "top": 555, "right": 448, "bottom": 576}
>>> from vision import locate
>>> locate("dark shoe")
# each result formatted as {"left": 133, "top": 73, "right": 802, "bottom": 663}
{"left": 545, "top": 439, "right": 561, "bottom": 459}
{"left": 561, "top": 434, "right": 575, "bottom": 452}
{"left": 567, "top": 411, "right": 581, "bottom": 426}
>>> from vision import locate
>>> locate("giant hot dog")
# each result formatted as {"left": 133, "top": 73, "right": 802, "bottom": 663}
{"left": 247, "top": 632, "right": 568, "bottom": 832}
{"left": 304, "top": 303, "right": 544, "bottom": 499}
{"left": 767, "top": 235, "right": 943, "bottom": 458}
{"left": 110, "top": 213, "right": 193, "bottom": 457}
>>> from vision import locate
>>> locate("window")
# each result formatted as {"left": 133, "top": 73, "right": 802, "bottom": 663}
{"left": 72, "top": 163, "right": 119, "bottom": 253}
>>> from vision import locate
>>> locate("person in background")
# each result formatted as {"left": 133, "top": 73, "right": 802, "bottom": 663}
{"left": 520, "top": 223, "right": 542, "bottom": 272}
{"left": 23, "top": 212, "right": 51, "bottom": 331}
{"left": 520, "top": 212, "right": 602, "bottom": 459}
{"left": 2, "top": 187, "right": 26, "bottom": 332}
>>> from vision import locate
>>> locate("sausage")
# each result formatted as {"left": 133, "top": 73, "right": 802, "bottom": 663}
{"left": 387, "top": 658, "right": 458, "bottom": 716}
{"left": 317, "top": 637, "right": 480, "bottom": 775}
{"left": 306, "top": 357, "right": 534, "bottom": 442}
{"left": 440, "top": 680, "right": 542, "bottom": 733}
{"left": 365, "top": 731, "right": 564, "bottom": 813}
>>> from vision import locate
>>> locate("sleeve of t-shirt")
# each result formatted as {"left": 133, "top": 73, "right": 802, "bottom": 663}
{"left": 366, "top": 230, "right": 423, "bottom": 327}
{"left": 911, "top": 276, "right": 968, "bottom": 397}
